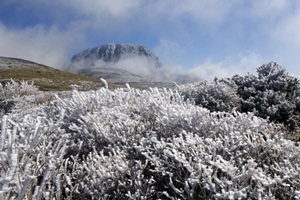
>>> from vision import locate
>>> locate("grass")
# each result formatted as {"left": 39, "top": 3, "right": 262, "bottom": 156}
{"left": 0, "top": 65, "right": 120, "bottom": 91}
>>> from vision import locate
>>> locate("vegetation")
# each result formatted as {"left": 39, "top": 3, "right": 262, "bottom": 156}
{"left": 233, "top": 62, "right": 300, "bottom": 132}
{"left": 178, "top": 61, "right": 300, "bottom": 140}
{"left": 0, "top": 62, "right": 299, "bottom": 199}
{"left": 0, "top": 65, "right": 116, "bottom": 91}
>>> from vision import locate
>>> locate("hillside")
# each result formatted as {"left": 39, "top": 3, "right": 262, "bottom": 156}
{"left": 77, "top": 66, "right": 146, "bottom": 83}
{"left": 0, "top": 56, "right": 109, "bottom": 91}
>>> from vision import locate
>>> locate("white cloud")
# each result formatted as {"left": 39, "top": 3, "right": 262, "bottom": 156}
{"left": 237, "top": 0, "right": 290, "bottom": 20}
{"left": 171, "top": 0, "right": 237, "bottom": 24}
{"left": 259, "top": 2, "right": 300, "bottom": 75}
{"left": 92, "top": 55, "right": 176, "bottom": 82}
{"left": 68, "top": 0, "right": 139, "bottom": 18}
{"left": 153, "top": 39, "right": 183, "bottom": 64}
{"left": 23, "top": 0, "right": 139, "bottom": 17}
{"left": 28, "top": 0, "right": 240, "bottom": 33}
{"left": 271, "top": 6, "right": 300, "bottom": 46}
{"left": 94, "top": 51, "right": 263, "bottom": 82}
{"left": 141, "top": 0, "right": 239, "bottom": 25}
{"left": 112, "top": 56, "right": 157, "bottom": 79}
{"left": 0, "top": 23, "right": 78, "bottom": 68}
{"left": 187, "top": 52, "right": 262, "bottom": 80}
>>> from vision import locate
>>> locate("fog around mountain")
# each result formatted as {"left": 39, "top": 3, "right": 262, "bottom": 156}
{"left": 68, "top": 43, "right": 201, "bottom": 84}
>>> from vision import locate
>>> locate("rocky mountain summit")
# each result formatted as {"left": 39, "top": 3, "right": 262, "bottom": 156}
{"left": 71, "top": 43, "right": 161, "bottom": 68}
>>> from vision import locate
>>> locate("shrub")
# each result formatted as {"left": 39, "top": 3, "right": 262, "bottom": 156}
{"left": 179, "top": 62, "right": 300, "bottom": 136}
{"left": 0, "top": 79, "right": 299, "bottom": 199}
{"left": 0, "top": 80, "right": 54, "bottom": 117}
{"left": 177, "top": 80, "right": 241, "bottom": 112}
{"left": 44, "top": 86, "right": 300, "bottom": 198}
{"left": 232, "top": 62, "right": 300, "bottom": 133}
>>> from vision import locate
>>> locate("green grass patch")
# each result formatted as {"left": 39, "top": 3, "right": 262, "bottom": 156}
{"left": 0, "top": 66, "right": 121, "bottom": 91}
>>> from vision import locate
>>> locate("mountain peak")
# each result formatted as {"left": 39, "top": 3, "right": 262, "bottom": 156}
{"left": 70, "top": 43, "right": 161, "bottom": 68}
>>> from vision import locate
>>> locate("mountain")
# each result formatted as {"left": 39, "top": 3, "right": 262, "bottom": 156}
{"left": 69, "top": 43, "right": 198, "bottom": 87}
{"left": 70, "top": 43, "right": 161, "bottom": 68}
{"left": 68, "top": 43, "right": 169, "bottom": 87}
{"left": 0, "top": 56, "right": 107, "bottom": 91}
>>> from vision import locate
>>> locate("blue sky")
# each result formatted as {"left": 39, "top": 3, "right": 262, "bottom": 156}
{"left": 1, "top": 0, "right": 300, "bottom": 79}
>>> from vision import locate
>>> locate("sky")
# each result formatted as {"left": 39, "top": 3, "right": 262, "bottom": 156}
{"left": 0, "top": 0, "right": 300, "bottom": 79}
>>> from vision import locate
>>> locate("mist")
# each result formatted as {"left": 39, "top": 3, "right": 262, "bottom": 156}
{"left": 67, "top": 51, "right": 260, "bottom": 84}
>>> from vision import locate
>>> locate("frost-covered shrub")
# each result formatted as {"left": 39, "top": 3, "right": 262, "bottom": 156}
{"left": 48, "top": 86, "right": 299, "bottom": 199}
{"left": 178, "top": 62, "right": 300, "bottom": 136}
{"left": 0, "top": 79, "right": 39, "bottom": 98}
{"left": 177, "top": 79, "right": 241, "bottom": 112}
{"left": 0, "top": 109, "right": 68, "bottom": 199}
{"left": 0, "top": 80, "right": 54, "bottom": 116}
{"left": 233, "top": 62, "right": 300, "bottom": 133}
{"left": 1, "top": 82, "right": 300, "bottom": 199}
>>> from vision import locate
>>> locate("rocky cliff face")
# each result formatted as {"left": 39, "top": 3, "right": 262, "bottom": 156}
{"left": 71, "top": 43, "right": 161, "bottom": 68}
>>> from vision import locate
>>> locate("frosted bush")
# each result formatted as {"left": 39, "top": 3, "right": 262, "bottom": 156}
{"left": 232, "top": 62, "right": 300, "bottom": 133}
{"left": 1, "top": 82, "right": 300, "bottom": 199}
{"left": 0, "top": 108, "right": 68, "bottom": 199}
{"left": 179, "top": 62, "right": 300, "bottom": 135}
{"left": 177, "top": 80, "right": 241, "bottom": 112}
{"left": 48, "top": 86, "right": 299, "bottom": 199}
{"left": 0, "top": 80, "right": 54, "bottom": 116}
{"left": 0, "top": 79, "right": 39, "bottom": 98}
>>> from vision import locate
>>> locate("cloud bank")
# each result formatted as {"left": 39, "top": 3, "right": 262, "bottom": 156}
{"left": 0, "top": 23, "right": 77, "bottom": 67}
